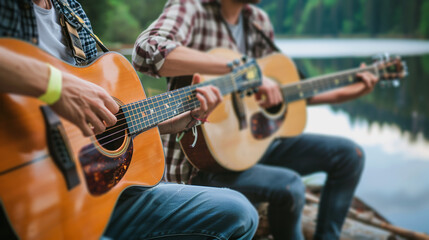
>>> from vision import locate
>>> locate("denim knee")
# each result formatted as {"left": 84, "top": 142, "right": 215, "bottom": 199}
{"left": 336, "top": 140, "right": 365, "bottom": 179}
{"left": 216, "top": 189, "right": 259, "bottom": 236}
{"left": 286, "top": 175, "right": 306, "bottom": 214}
{"left": 271, "top": 173, "right": 306, "bottom": 215}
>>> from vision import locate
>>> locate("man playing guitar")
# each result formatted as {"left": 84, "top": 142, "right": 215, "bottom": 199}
{"left": 133, "top": 0, "right": 379, "bottom": 239}
{"left": 0, "top": 0, "right": 259, "bottom": 239}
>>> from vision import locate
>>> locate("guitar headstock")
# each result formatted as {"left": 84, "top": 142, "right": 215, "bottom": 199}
{"left": 230, "top": 58, "right": 262, "bottom": 93}
{"left": 373, "top": 53, "right": 408, "bottom": 87}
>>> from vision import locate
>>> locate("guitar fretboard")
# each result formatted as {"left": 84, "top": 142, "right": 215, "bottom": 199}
{"left": 121, "top": 65, "right": 259, "bottom": 135}
{"left": 282, "top": 65, "right": 379, "bottom": 103}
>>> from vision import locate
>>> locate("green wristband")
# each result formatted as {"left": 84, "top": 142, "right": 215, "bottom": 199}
{"left": 39, "top": 64, "right": 62, "bottom": 105}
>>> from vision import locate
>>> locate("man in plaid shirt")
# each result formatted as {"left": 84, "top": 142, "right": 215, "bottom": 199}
{"left": 0, "top": 0, "right": 259, "bottom": 239}
{"left": 133, "top": 0, "right": 379, "bottom": 239}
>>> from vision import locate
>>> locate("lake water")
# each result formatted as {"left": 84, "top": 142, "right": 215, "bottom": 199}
{"left": 276, "top": 39, "right": 429, "bottom": 234}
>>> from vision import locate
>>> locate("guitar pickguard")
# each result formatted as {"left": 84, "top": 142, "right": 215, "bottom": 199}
{"left": 250, "top": 111, "right": 286, "bottom": 139}
{"left": 78, "top": 140, "right": 134, "bottom": 196}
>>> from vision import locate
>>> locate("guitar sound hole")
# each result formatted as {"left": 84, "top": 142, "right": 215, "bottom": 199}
{"left": 95, "top": 109, "right": 128, "bottom": 151}
{"left": 265, "top": 103, "right": 284, "bottom": 115}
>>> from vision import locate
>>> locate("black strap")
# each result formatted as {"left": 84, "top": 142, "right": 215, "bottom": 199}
{"left": 54, "top": 0, "right": 109, "bottom": 53}
{"left": 251, "top": 22, "right": 281, "bottom": 52}
{"left": 251, "top": 21, "right": 306, "bottom": 80}
{"left": 59, "top": 13, "right": 87, "bottom": 64}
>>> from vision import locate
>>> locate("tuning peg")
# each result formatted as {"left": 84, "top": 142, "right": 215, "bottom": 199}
{"left": 244, "top": 88, "right": 260, "bottom": 96}
{"left": 233, "top": 59, "right": 241, "bottom": 67}
{"left": 379, "top": 79, "right": 400, "bottom": 88}
{"left": 402, "top": 61, "right": 409, "bottom": 77}
{"left": 384, "top": 53, "right": 391, "bottom": 61}
{"left": 241, "top": 55, "right": 248, "bottom": 63}
{"left": 246, "top": 89, "right": 255, "bottom": 96}
{"left": 240, "top": 91, "right": 245, "bottom": 98}
{"left": 227, "top": 59, "right": 241, "bottom": 70}
{"left": 372, "top": 53, "right": 383, "bottom": 62}
{"left": 392, "top": 79, "right": 400, "bottom": 88}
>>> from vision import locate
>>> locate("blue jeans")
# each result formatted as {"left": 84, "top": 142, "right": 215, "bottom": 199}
{"left": 102, "top": 183, "right": 258, "bottom": 240}
{"left": 192, "top": 134, "right": 365, "bottom": 240}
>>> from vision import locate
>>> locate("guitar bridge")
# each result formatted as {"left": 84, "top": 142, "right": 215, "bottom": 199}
{"left": 41, "top": 106, "right": 80, "bottom": 190}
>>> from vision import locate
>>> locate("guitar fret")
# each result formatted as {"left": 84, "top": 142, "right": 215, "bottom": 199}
{"left": 282, "top": 66, "right": 376, "bottom": 103}
{"left": 122, "top": 61, "right": 261, "bottom": 135}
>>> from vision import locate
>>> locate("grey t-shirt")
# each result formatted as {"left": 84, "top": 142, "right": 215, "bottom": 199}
{"left": 33, "top": 2, "right": 75, "bottom": 64}
{"left": 227, "top": 14, "right": 246, "bottom": 54}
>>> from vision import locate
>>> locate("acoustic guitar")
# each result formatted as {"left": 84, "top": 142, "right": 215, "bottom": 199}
{"left": 180, "top": 48, "right": 407, "bottom": 172}
{"left": 0, "top": 39, "right": 261, "bottom": 240}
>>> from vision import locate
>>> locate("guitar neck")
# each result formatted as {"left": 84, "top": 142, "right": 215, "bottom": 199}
{"left": 282, "top": 65, "right": 379, "bottom": 103}
{"left": 122, "top": 74, "right": 238, "bottom": 135}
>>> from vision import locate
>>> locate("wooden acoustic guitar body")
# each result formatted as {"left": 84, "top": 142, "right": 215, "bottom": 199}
{"left": 180, "top": 48, "right": 307, "bottom": 172}
{"left": 0, "top": 39, "right": 165, "bottom": 239}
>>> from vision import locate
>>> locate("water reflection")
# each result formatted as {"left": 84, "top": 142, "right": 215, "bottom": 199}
{"left": 295, "top": 55, "right": 429, "bottom": 234}
{"left": 295, "top": 54, "right": 429, "bottom": 142}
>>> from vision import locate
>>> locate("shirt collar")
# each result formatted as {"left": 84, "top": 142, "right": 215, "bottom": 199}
{"left": 200, "top": 0, "right": 255, "bottom": 20}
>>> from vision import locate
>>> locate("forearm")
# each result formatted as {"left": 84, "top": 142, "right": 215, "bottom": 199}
{"left": 0, "top": 47, "right": 49, "bottom": 97}
{"left": 158, "top": 111, "right": 194, "bottom": 135}
{"left": 158, "top": 82, "right": 222, "bottom": 135}
{"left": 158, "top": 46, "right": 231, "bottom": 77}
{"left": 308, "top": 82, "right": 369, "bottom": 105}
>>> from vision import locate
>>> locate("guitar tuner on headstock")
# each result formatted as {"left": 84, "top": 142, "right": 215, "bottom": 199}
{"left": 245, "top": 88, "right": 258, "bottom": 97}
{"left": 372, "top": 53, "right": 408, "bottom": 88}
{"left": 230, "top": 59, "right": 262, "bottom": 94}
{"left": 233, "top": 59, "right": 241, "bottom": 66}
{"left": 380, "top": 79, "right": 401, "bottom": 88}
{"left": 402, "top": 60, "right": 409, "bottom": 77}
{"left": 227, "top": 58, "right": 244, "bottom": 70}
{"left": 372, "top": 52, "right": 392, "bottom": 62}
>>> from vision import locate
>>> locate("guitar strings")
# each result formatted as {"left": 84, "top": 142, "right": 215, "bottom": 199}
{"left": 78, "top": 97, "right": 200, "bottom": 156}
{"left": 97, "top": 64, "right": 375, "bottom": 141}
{"left": 79, "top": 79, "right": 240, "bottom": 156}
{"left": 91, "top": 83, "right": 238, "bottom": 148}
{"left": 82, "top": 63, "right": 389, "bottom": 155}
{"left": 90, "top": 64, "right": 377, "bottom": 148}
{"left": 96, "top": 76, "right": 225, "bottom": 135}
{"left": 92, "top": 72, "right": 239, "bottom": 143}
{"left": 109, "top": 69, "right": 244, "bottom": 122}
{"left": 113, "top": 63, "right": 255, "bottom": 120}
{"left": 104, "top": 62, "right": 390, "bottom": 140}
{"left": 79, "top": 74, "right": 244, "bottom": 153}
{"left": 92, "top": 91, "right": 200, "bottom": 144}
{"left": 77, "top": 93, "right": 204, "bottom": 156}
{"left": 283, "top": 66, "right": 375, "bottom": 96}
{"left": 91, "top": 66, "right": 254, "bottom": 139}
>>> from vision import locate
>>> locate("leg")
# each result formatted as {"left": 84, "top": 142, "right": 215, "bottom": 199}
{"left": 261, "top": 134, "right": 365, "bottom": 240}
{"left": 192, "top": 165, "right": 306, "bottom": 240}
{"left": 103, "top": 183, "right": 258, "bottom": 240}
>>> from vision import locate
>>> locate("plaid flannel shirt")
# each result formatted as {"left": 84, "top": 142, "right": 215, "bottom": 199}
{"left": 133, "top": 0, "right": 277, "bottom": 183}
{"left": 0, "top": 0, "right": 97, "bottom": 61}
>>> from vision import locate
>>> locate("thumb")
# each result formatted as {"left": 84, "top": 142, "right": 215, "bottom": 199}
{"left": 192, "top": 73, "right": 201, "bottom": 85}
{"left": 254, "top": 91, "right": 262, "bottom": 100}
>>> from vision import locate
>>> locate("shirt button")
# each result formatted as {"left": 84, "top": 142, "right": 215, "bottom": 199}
{"left": 32, "top": 37, "right": 38, "bottom": 44}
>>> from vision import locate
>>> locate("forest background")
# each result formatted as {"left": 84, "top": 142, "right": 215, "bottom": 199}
{"left": 80, "top": 0, "right": 429, "bottom": 45}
